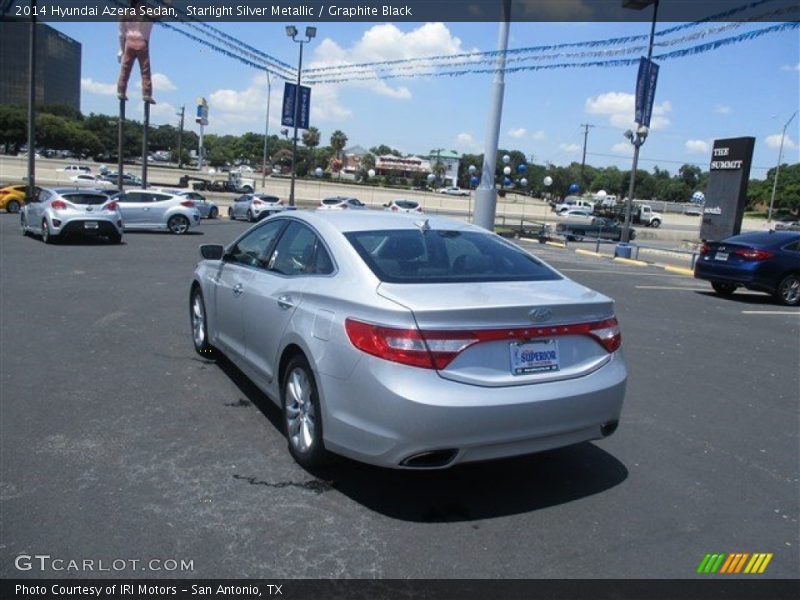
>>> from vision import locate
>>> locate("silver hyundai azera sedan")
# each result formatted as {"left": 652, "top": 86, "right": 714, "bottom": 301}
{"left": 189, "top": 211, "right": 626, "bottom": 470}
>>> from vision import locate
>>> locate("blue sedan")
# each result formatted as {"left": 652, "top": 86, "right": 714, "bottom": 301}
{"left": 694, "top": 231, "right": 800, "bottom": 306}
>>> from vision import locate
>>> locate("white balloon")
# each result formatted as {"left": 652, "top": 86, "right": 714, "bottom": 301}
{"left": 314, "top": 167, "right": 323, "bottom": 177}
{"left": 502, "top": 154, "right": 511, "bottom": 164}
{"left": 468, "top": 165, "right": 477, "bottom": 175}
{"left": 427, "top": 173, "right": 436, "bottom": 183}
{"left": 520, "top": 178, "right": 528, "bottom": 187}
{"left": 367, "top": 169, "right": 376, "bottom": 178}
{"left": 543, "top": 176, "right": 553, "bottom": 186}
{"left": 596, "top": 189, "right": 607, "bottom": 198}
{"left": 503, "top": 166, "right": 512, "bottom": 175}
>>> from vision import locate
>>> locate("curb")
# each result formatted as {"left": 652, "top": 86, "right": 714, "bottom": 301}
{"left": 574, "top": 248, "right": 604, "bottom": 258}
{"left": 663, "top": 265, "right": 695, "bottom": 276}
{"left": 545, "top": 241, "right": 567, "bottom": 249}
{"left": 613, "top": 257, "right": 649, "bottom": 267}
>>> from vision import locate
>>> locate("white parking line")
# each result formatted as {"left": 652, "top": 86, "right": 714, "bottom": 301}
{"left": 741, "top": 311, "right": 800, "bottom": 316}
{"left": 635, "top": 285, "right": 708, "bottom": 291}
{"left": 560, "top": 269, "right": 687, "bottom": 277}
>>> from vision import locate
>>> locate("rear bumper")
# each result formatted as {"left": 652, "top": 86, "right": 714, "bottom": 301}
{"left": 694, "top": 260, "right": 774, "bottom": 291}
{"left": 318, "top": 352, "right": 627, "bottom": 469}
{"left": 51, "top": 217, "right": 122, "bottom": 238}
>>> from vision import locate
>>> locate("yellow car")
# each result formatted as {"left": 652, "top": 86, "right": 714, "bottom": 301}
{"left": 0, "top": 185, "right": 33, "bottom": 214}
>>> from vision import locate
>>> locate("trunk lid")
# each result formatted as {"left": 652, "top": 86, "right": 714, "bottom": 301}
{"left": 377, "top": 279, "right": 617, "bottom": 387}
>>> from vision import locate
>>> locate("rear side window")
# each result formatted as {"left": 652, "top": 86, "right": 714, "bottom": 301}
{"left": 345, "top": 229, "right": 561, "bottom": 284}
{"left": 62, "top": 193, "right": 107, "bottom": 205}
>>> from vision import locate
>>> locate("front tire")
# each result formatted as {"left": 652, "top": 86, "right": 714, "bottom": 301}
{"left": 190, "top": 288, "right": 218, "bottom": 358}
{"left": 775, "top": 274, "right": 800, "bottom": 306}
{"left": 21, "top": 214, "right": 30, "bottom": 236}
{"left": 209, "top": 207, "right": 218, "bottom": 219}
{"left": 228, "top": 207, "right": 235, "bottom": 220}
{"left": 650, "top": 219, "right": 661, "bottom": 228}
{"left": 711, "top": 281, "right": 737, "bottom": 297}
{"left": 282, "top": 355, "right": 328, "bottom": 470}
{"left": 6, "top": 200, "right": 20, "bottom": 214}
{"left": 167, "top": 214, "right": 190, "bottom": 235}
{"left": 246, "top": 209, "right": 254, "bottom": 223}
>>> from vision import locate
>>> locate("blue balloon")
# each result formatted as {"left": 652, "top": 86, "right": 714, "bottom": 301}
{"left": 470, "top": 176, "right": 479, "bottom": 186}
{"left": 517, "top": 164, "right": 527, "bottom": 174}
{"left": 569, "top": 183, "right": 580, "bottom": 193}
{"left": 503, "top": 177, "right": 512, "bottom": 186}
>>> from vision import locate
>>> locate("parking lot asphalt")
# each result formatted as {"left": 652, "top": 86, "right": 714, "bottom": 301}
{"left": 1, "top": 214, "right": 798, "bottom": 579}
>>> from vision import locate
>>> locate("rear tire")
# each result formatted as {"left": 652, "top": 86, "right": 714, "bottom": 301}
{"left": 209, "top": 207, "right": 218, "bottom": 219}
{"left": 775, "top": 274, "right": 800, "bottom": 306}
{"left": 41, "top": 219, "right": 58, "bottom": 244}
{"left": 228, "top": 207, "right": 235, "bottom": 220}
{"left": 167, "top": 214, "right": 190, "bottom": 235}
{"left": 190, "top": 287, "right": 219, "bottom": 359}
{"left": 282, "top": 355, "right": 328, "bottom": 470}
{"left": 6, "top": 200, "right": 20, "bottom": 214}
{"left": 711, "top": 281, "right": 736, "bottom": 297}
{"left": 246, "top": 209, "right": 254, "bottom": 223}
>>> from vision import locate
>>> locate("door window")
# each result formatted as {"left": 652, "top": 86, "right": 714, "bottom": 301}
{"left": 269, "top": 222, "right": 332, "bottom": 276}
{"left": 227, "top": 220, "right": 286, "bottom": 269}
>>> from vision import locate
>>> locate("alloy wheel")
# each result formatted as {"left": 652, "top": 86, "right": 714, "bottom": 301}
{"left": 285, "top": 367, "right": 316, "bottom": 454}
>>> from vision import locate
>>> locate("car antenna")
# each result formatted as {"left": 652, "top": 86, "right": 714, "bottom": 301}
{"left": 415, "top": 218, "right": 431, "bottom": 232}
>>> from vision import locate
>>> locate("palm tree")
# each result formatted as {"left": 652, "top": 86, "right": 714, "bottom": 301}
{"left": 302, "top": 127, "right": 320, "bottom": 149}
{"left": 330, "top": 130, "right": 348, "bottom": 180}
{"left": 330, "top": 130, "right": 348, "bottom": 160}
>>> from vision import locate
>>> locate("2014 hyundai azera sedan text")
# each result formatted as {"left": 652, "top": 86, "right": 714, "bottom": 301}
{"left": 189, "top": 212, "right": 626, "bottom": 469}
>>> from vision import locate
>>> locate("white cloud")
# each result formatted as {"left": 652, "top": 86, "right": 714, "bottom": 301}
{"left": 559, "top": 143, "right": 581, "bottom": 153}
{"left": 136, "top": 73, "right": 177, "bottom": 93}
{"left": 455, "top": 132, "right": 480, "bottom": 153}
{"left": 585, "top": 91, "right": 671, "bottom": 131}
{"left": 781, "top": 62, "right": 800, "bottom": 72}
{"left": 532, "top": 130, "right": 548, "bottom": 142}
{"left": 302, "top": 22, "right": 470, "bottom": 118}
{"left": 81, "top": 78, "right": 116, "bottom": 96}
{"left": 611, "top": 142, "right": 634, "bottom": 154}
{"left": 131, "top": 101, "right": 178, "bottom": 124}
{"left": 508, "top": 128, "right": 527, "bottom": 139}
{"left": 207, "top": 72, "right": 292, "bottom": 133}
{"left": 714, "top": 104, "right": 732, "bottom": 116}
{"left": 765, "top": 134, "right": 798, "bottom": 151}
{"left": 685, "top": 140, "right": 710, "bottom": 154}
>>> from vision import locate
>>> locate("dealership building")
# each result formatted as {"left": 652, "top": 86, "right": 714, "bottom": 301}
{"left": 0, "top": 22, "right": 81, "bottom": 111}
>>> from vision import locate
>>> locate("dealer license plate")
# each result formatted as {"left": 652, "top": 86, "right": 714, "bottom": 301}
{"left": 510, "top": 339, "right": 560, "bottom": 375}
{"left": 714, "top": 252, "right": 729, "bottom": 261}
{"left": 84, "top": 221, "right": 99, "bottom": 229}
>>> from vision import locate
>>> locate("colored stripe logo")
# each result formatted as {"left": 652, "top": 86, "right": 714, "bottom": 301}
{"left": 697, "top": 553, "right": 773, "bottom": 574}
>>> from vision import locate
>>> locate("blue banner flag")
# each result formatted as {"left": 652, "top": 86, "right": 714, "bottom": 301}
{"left": 282, "top": 82, "right": 311, "bottom": 129}
{"left": 635, "top": 57, "right": 659, "bottom": 128}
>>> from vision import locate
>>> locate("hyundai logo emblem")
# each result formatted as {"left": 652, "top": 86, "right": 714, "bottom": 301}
{"left": 528, "top": 308, "right": 552, "bottom": 322}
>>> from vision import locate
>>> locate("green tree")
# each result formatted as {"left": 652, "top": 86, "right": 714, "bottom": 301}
{"left": 0, "top": 104, "right": 27, "bottom": 152}
{"left": 302, "top": 127, "right": 320, "bottom": 149}
{"left": 329, "top": 130, "right": 348, "bottom": 160}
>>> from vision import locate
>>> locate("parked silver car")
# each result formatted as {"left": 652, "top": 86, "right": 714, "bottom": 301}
{"left": 229, "top": 193, "right": 284, "bottom": 222}
{"left": 189, "top": 212, "right": 626, "bottom": 470}
{"left": 21, "top": 187, "right": 123, "bottom": 243}
{"left": 156, "top": 189, "right": 219, "bottom": 219}
{"left": 112, "top": 189, "right": 200, "bottom": 234}
{"left": 318, "top": 196, "right": 366, "bottom": 210}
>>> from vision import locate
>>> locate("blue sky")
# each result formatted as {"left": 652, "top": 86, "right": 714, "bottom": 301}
{"left": 55, "top": 19, "right": 799, "bottom": 177}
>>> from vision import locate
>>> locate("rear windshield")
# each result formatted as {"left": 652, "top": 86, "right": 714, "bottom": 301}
{"left": 257, "top": 195, "right": 279, "bottom": 202}
{"left": 323, "top": 198, "right": 344, "bottom": 205}
{"left": 61, "top": 193, "right": 108, "bottom": 205}
{"left": 395, "top": 200, "right": 418, "bottom": 209}
{"left": 345, "top": 229, "right": 561, "bottom": 284}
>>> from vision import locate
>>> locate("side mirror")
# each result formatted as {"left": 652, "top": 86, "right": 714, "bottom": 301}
{"left": 200, "top": 244, "right": 224, "bottom": 260}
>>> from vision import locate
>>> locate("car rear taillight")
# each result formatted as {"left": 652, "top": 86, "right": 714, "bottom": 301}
{"left": 277, "top": 199, "right": 283, "bottom": 205}
{"left": 391, "top": 206, "right": 398, "bottom": 212}
{"left": 180, "top": 200, "right": 195, "bottom": 208}
{"left": 340, "top": 203, "right": 348, "bottom": 209}
{"left": 51, "top": 200, "right": 68, "bottom": 210}
{"left": 416, "top": 206, "right": 422, "bottom": 212}
{"left": 345, "top": 319, "right": 478, "bottom": 370}
{"left": 103, "top": 201, "right": 118, "bottom": 211}
{"left": 700, "top": 243, "right": 712, "bottom": 255}
{"left": 252, "top": 199, "right": 262, "bottom": 206}
{"left": 345, "top": 316, "right": 622, "bottom": 370}
{"left": 733, "top": 248, "right": 773, "bottom": 260}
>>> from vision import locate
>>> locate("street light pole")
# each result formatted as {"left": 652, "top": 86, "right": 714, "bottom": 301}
{"left": 26, "top": 0, "right": 37, "bottom": 203}
{"left": 767, "top": 110, "right": 798, "bottom": 222}
{"left": 620, "top": 0, "right": 660, "bottom": 244}
{"left": 261, "top": 71, "right": 272, "bottom": 191}
{"left": 474, "top": 0, "right": 512, "bottom": 231}
{"left": 176, "top": 105, "right": 185, "bottom": 168}
{"left": 287, "top": 26, "right": 316, "bottom": 207}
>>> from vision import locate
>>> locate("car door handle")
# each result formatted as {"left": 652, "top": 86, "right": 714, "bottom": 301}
{"left": 277, "top": 295, "right": 294, "bottom": 310}
{"left": 232, "top": 283, "right": 244, "bottom": 297}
